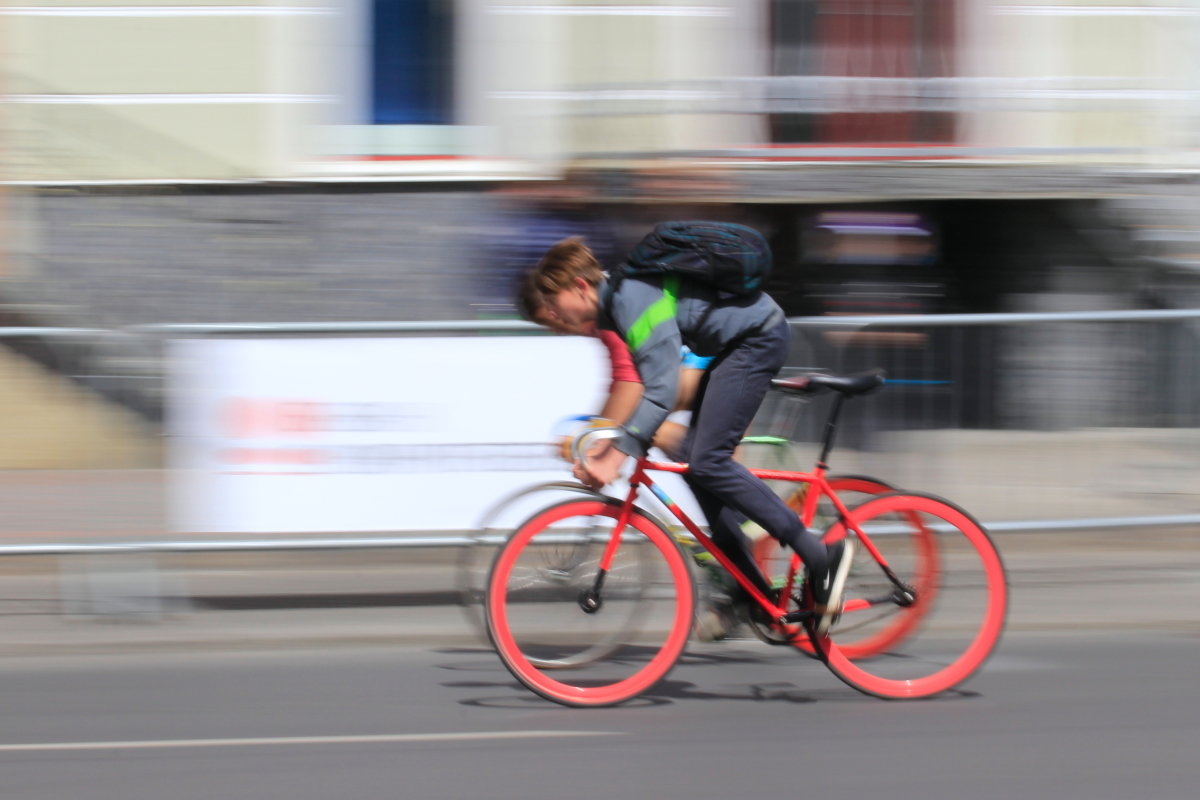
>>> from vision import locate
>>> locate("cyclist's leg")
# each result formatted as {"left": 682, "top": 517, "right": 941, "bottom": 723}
{"left": 683, "top": 320, "right": 829, "bottom": 577}
{"left": 662, "top": 409, "right": 766, "bottom": 638}
{"left": 686, "top": 491, "right": 775, "bottom": 598}
{"left": 679, "top": 372, "right": 772, "bottom": 598}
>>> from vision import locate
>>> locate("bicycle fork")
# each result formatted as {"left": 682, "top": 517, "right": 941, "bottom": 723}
{"left": 591, "top": 464, "right": 788, "bottom": 621}
{"left": 578, "top": 482, "right": 642, "bottom": 614}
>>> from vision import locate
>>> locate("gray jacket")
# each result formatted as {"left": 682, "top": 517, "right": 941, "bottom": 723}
{"left": 598, "top": 275, "right": 785, "bottom": 457}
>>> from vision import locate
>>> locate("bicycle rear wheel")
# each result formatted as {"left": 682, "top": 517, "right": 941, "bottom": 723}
{"left": 750, "top": 475, "right": 942, "bottom": 660}
{"left": 811, "top": 492, "right": 1007, "bottom": 699}
{"left": 485, "top": 498, "right": 695, "bottom": 707}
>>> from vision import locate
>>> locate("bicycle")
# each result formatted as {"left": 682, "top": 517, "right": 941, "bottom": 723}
{"left": 459, "top": 436, "right": 896, "bottom": 660}
{"left": 483, "top": 370, "right": 1008, "bottom": 707}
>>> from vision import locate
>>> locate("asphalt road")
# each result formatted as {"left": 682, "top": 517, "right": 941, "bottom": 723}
{"left": 0, "top": 628, "right": 1197, "bottom": 800}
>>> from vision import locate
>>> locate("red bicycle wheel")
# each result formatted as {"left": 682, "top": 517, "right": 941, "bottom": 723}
{"left": 811, "top": 492, "right": 1008, "bottom": 699}
{"left": 485, "top": 498, "right": 695, "bottom": 707}
{"left": 750, "top": 475, "right": 941, "bottom": 660}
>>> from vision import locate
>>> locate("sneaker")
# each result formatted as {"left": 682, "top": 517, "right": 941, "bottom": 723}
{"left": 810, "top": 538, "right": 856, "bottom": 637}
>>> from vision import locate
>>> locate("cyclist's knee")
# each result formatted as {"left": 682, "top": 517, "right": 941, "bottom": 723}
{"left": 686, "top": 455, "right": 732, "bottom": 485}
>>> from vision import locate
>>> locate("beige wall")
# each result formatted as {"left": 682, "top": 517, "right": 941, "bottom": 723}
{"left": 5, "top": 3, "right": 326, "bottom": 181}
{"left": 960, "top": 1, "right": 1200, "bottom": 165}
{"left": 6, "top": 1, "right": 768, "bottom": 179}
{"left": 7, "top": 1, "right": 1200, "bottom": 182}
{"left": 484, "top": 1, "right": 765, "bottom": 159}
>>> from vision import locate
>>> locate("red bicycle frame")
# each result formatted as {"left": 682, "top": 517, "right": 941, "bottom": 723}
{"left": 594, "top": 456, "right": 869, "bottom": 626}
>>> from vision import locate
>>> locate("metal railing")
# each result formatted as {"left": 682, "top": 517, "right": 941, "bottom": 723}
{"left": 4, "top": 310, "right": 1198, "bottom": 617}
{"left": 763, "top": 308, "right": 1200, "bottom": 532}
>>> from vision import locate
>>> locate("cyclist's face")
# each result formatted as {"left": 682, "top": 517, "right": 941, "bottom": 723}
{"left": 545, "top": 279, "right": 598, "bottom": 335}
{"left": 532, "top": 307, "right": 573, "bottom": 335}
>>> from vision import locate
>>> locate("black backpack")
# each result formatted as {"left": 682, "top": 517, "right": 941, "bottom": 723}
{"left": 614, "top": 221, "right": 772, "bottom": 296}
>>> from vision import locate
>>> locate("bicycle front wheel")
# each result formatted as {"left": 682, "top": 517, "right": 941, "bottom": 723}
{"left": 813, "top": 492, "right": 1008, "bottom": 700}
{"left": 485, "top": 498, "right": 695, "bottom": 707}
{"left": 459, "top": 481, "right": 603, "bottom": 648}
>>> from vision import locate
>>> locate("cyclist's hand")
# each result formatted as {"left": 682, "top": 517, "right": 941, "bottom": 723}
{"left": 571, "top": 461, "right": 599, "bottom": 489}
{"left": 573, "top": 443, "right": 625, "bottom": 488}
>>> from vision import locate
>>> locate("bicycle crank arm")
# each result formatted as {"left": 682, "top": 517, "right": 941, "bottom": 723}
{"left": 781, "top": 592, "right": 899, "bottom": 624}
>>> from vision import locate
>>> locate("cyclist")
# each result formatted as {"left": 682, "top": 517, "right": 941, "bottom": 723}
{"left": 525, "top": 232, "right": 854, "bottom": 635}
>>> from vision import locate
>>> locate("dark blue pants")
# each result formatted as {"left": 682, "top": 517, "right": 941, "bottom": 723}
{"left": 681, "top": 318, "right": 828, "bottom": 595}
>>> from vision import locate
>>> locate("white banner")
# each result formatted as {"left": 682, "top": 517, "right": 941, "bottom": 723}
{"left": 167, "top": 335, "right": 702, "bottom": 533}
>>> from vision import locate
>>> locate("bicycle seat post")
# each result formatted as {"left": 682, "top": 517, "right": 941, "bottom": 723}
{"left": 771, "top": 370, "right": 882, "bottom": 470}
{"left": 816, "top": 392, "right": 847, "bottom": 469}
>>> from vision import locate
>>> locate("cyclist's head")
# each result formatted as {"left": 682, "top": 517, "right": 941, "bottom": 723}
{"left": 526, "top": 237, "right": 604, "bottom": 335}
{"left": 516, "top": 273, "right": 572, "bottom": 334}
{"left": 529, "top": 237, "right": 604, "bottom": 296}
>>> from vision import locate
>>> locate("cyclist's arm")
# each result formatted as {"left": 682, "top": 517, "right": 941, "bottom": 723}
{"left": 656, "top": 361, "right": 709, "bottom": 461}
{"left": 596, "top": 328, "right": 644, "bottom": 423}
{"left": 611, "top": 362, "right": 701, "bottom": 462}
{"left": 673, "top": 366, "right": 704, "bottom": 412}
{"left": 600, "top": 379, "right": 643, "bottom": 423}
{"left": 599, "top": 329, "right": 639, "bottom": 388}
{"left": 675, "top": 348, "right": 713, "bottom": 411}
{"left": 608, "top": 281, "right": 681, "bottom": 457}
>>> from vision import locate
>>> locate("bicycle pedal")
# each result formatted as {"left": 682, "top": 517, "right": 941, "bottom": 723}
{"left": 780, "top": 610, "right": 812, "bottom": 624}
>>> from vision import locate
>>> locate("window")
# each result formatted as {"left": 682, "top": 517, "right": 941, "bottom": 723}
{"left": 317, "top": 0, "right": 477, "bottom": 167}
{"left": 769, "top": 0, "right": 957, "bottom": 144}
{"left": 371, "top": 0, "right": 455, "bottom": 124}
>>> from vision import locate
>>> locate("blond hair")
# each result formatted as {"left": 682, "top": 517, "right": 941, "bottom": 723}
{"left": 527, "top": 237, "right": 604, "bottom": 298}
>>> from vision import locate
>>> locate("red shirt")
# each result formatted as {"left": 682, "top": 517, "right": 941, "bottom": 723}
{"left": 598, "top": 329, "right": 640, "bottom": 389}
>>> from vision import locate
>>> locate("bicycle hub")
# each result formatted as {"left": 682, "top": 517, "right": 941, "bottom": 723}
{"left": 578, "top": 589, "right": 603, "bottom": 614}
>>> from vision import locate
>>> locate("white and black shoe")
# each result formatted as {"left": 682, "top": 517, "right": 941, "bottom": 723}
{"left": 811, "top": 538, "right": 856, "bottom": 637}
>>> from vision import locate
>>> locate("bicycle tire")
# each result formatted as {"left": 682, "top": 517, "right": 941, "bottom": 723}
{"left": 809, "top": 491, "right": 1008, "bottom": 699}
{"left": 749, "top": 474, "right": 943, "bottom": 661}
{"left": 458, "top": 481, "right": 603, "bottom": 647}
{"left": 485, "top": 497, "right": 695, "bottom": 707}
{"left": 488, "top": 501, "right": 642, "bottom": 671}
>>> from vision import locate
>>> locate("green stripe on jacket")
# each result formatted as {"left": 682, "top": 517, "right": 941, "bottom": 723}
{"left": 625, "top": 275, "right": 678, "bottom": 351}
